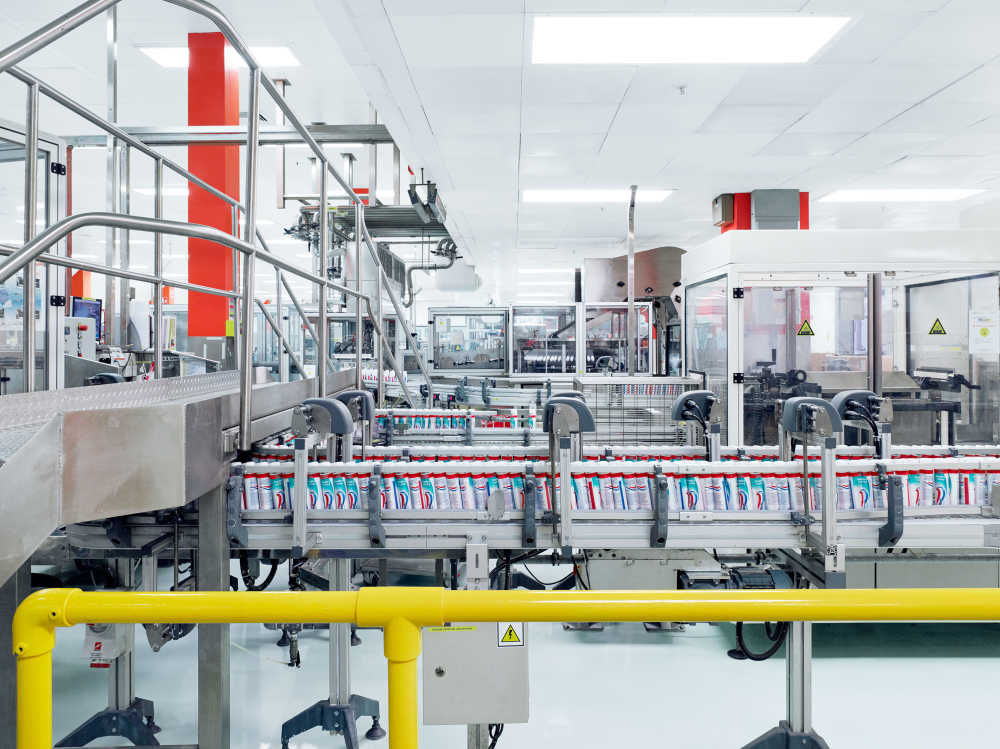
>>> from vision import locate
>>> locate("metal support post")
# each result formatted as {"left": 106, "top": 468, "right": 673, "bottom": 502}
{"left": 867, "top": 272, "right": 882, "bottom": 396}
{"left": 786, "top": 621, "right": 810, "bottom": 732}
{"left": 238, "top": 66, "right": 260, "bottom": 455}
{"left": 330, "top": 559, "right": 351, "bottom": 706}
{"left": 626, "top": 185, "right": 637, "bottom": 376}
{"left": 292, "top": 436, "right": 309, "bottom": 557}
{"left": 318, "top": 163, "right": 329, "bottom": 395}
{"left": 0, "top": 562, "right": 30, "bottom": 746}
{"left": 392, "top": 144, "right": 400, "bottom": 205}
{"left": 354, "top": 201, "right": 363, "bottom": 389}
{"left": 197, "top": 484, "right": 230, "bottom": 749}
{"left": 708, "top": 423, "right": 722, "bottom": 463}
{"left": 22, "top": 81, "right": 38, "bottom": 392}
{"left": 103, "top": 4, "right": 117, "bottom": 347}
{"left": 231, "top": 205, "right": 240, "bottom": 368}
{"left": 118, "top": 143, "right": 130, "bottom": 347}
{"left": 153, "top": 158, "right": 163, "bottom": 377}
{"left": 557, "top": 436, "right": 573, "bottom": 555}
{"left": 376, "top": 250, "right": 384, "bottom": 406}
{"left": 276, "top": 266, "right": 288, "bottom": 382}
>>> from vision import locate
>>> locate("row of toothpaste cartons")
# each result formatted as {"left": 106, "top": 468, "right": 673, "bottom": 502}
{"left": 238, "top": 458, "right": 1000, "bottom": 513}
{"left": 375, "top": 414, "right": 535, "bottom": 431}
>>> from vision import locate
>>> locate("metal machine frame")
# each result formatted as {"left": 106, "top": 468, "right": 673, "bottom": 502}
{"left": 682, "top": 229, "right": 1000, "bottom": 446}
{"left": 429, "top": 306, "right": 508, "bottom": 376}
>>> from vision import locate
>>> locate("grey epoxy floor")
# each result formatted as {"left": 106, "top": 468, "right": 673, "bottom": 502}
{"left": 49, "top": 565, "right": 1000, "bottom": 748}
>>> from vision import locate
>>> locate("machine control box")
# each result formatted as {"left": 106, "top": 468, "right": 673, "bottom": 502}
{"left": 64, "top": 316, "right": 97, "bottom": 360}
{"left": 422, "top": 621, "right": 529, "bottom": 725}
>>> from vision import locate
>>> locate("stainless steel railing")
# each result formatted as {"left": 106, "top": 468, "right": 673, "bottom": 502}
{"left": 0, "top": 0, "right": 431, "bottom": 451}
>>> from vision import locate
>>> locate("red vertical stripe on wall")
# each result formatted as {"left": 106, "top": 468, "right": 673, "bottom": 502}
{"left": 799, "top": 191, "right": 810, "bottom": 230}
{"left": 187, "top": 32, "right": 239, "bottom": 337}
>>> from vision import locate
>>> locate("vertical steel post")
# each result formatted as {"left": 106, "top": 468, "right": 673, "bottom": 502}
{"left": 786, "top": 620, "right": 812, "bottom": 733}
{"left": 104, "top": 5, "right": 117, "bottom": 346}
{"left": 276, "top": 266, "right": 287, "bottom": 382}
{"left": 392, "top": 144, "right": 400, "bottom": 206}
{"left": 118, "top": 143, "right": 130, "bottom": 346}
{"left": 319, "top": 164, "right": 329, "bottom": 396}
{"left": 107, "top": 558, "right": 135, "bottom": 711}
{"left": 238, "top": 67, "right": 260, "bottom": 454}
{"left": 197, "top": 484, "right": 230, "bottom": 748}
{"left": 153, "top": 158, "right": 163, "bottom": 378}
{"left": 867, "top": 272, "right": 882, "bottom": 396}
{"left": 354, "top": 201, "right": 363, "bottom": 389}
{"left": 329, "top": 558, "right": 352, "bottom": 706}
{"left": 376, "top": 259, "right": 384, "bottom": 407}
{"left": 820, "top": 436, "right": 837, "bottom": 555}
{"left": 22, "top": 82, "right": 38, "bottom": 392}
{"left": 626, "top": 185, "right": 637, "bottom": 376}
{"left": 231, "top": 204, "right": 240, "bottom": 368}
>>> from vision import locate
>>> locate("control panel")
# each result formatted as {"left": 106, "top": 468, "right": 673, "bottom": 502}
{"left": 64, "top": 316, "right": 97, "bottom": 360}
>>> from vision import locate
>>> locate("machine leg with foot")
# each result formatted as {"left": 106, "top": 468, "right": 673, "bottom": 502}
{"left": 741, "top": 621, "right": 829, "bottom": 749}
{"left": 280, "top": 558, "right": 384, "bottom": 747}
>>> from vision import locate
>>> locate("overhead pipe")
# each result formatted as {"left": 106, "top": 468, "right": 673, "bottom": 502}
{"left": 402, "top": 238, "right": 456, "bottom": 308}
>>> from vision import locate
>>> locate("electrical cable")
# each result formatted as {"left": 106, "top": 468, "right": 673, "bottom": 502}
{"left": 519, "top": 564, "right": 576, "bottom": 588}
{"left": 487, "top": 722, "right": 504, "bottom": 749}
{"left": 239, "top": 552, "right": 279, "bottom": 591}
{"left": 732, "top": 620, "right": 788, "bottom": 661}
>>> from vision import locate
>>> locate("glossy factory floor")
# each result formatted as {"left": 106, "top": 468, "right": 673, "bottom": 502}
{"left": 50, "top": 565, "right": 1000, "bottom": 748}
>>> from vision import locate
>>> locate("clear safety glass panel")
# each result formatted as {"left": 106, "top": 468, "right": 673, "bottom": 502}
{"left": 511, "top": 306, "right": 576, "bottom": 375}
{"left": 684, "top": 276, "right": 728, "bottom": 441}
{"left": 905, "top": 273, "right": 1000, "bottom": 445}
{"left": 583, "top": 306, "right": 651, "bottom": 373}
{"left": 432, "top": 313, "right": 506, "bottom": 370}
{"left": 0, "top": 139, "right": 48, "bottom": 393}
{"left": 330, "top": 318, "right": 375, "bottom": 358}
{"left": 742, "top": 285, "right": 868, "bottom": 445}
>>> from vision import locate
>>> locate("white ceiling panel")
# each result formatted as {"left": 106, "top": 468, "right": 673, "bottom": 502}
{"left": 522, "top": 132, "right": 605, "bottom": 157}
{"left": 666, "top": 0, "right": 805, "bottom": 8}
{"left": 879, "top": 100, "right": 994, "bottom": 135}
{"left": 525, "top": 0, "right": 667, "bottom": 10}
{"left": 412, "top": 67, "right": 522, "bottom": 112}
{"left": 759, "top": 132, "right": 863, "bottom": 157}
{"left": 788, "top": 98, "right": 908, "bottom": 134}
{"left": 725, "top": 64, "right": 861, "bottom": 107}
{"left": 812, "top": 13, "right": 926, "bottom": 64}
{"left": 918, "top": 133, "right": 1000, "bottom": 157}
{"left": 698, "top": 104, "right": 808, "bottom": 134}
{"left": 523, "top": 66, "right": 634, "bottom": 105}
{"left": 593, "top": 134, "right": 677, "bottom": 181}
{"left": 382, "top": 0, "right": 525, "bottom": 13}
{"left": 608, "top": 67, "right": 743, "bottom": 135}
{"left": 389, "top": 14, "right": 524, "bottom": 68}
{"left": 522, "top": 102, "right": 621, "bottom": 133}
{"left": 881, "top": 11, "right": 1000, "bottom": 66}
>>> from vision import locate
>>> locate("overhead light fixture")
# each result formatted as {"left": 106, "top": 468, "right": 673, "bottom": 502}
{"left": 531, "top": 16, "right": 850, "bottom": 64}
{"left": 522, "top": 189, "right": 671, "bottom": 203}
{"left": 139, "top": 46, "right": 300, "bottom": 69}
{"left": 819, "top": 189, "right": 986, "bottom": 203}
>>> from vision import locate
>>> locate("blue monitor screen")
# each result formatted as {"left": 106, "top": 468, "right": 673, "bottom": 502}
{"left": 71, "top": 297, "right": 102, "bottom": 340}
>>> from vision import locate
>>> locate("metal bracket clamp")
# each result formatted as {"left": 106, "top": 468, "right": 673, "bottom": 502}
{"left": 464, "top": 415, "right": 474, "bottom": 446}
{"left": 522, "top": 428, "right": 531, "bottom": 447}
{"left": 101, "top": 516, "right": 132, "bottom": 548}
{"left": 523, "top": 466, "right": 538, "bottom": 548}
{"left": 650, "top": 465, "right": 669, "bottom": 547}
{"left": 876, "top": 464, "right": 904, "bottom": 548}
{"left": 481, "top": 378, "right": 492, "bottom": 406}
{"left": 226, "top": 466, "right": 248, "bottom": 548}
{"left": 367, "top": 465, "right": 386, "bottom": 548}
{"left": 291, "top": 436, "right": 313, "bottom": 558}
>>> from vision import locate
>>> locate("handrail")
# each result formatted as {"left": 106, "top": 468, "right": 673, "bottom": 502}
{"left": 0, "top": 0, "right": 430, "bottom": 432}
{"left": 360, "top": 222, "right": 435, "bottom": 403}
{"left": 14, "top": 586, "right": 1000, "bottom": 749}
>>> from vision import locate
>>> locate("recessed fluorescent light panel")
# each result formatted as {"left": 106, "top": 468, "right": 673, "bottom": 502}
{"left": 532, "top": 16, "right": 850, "bottom": 64}
{"left": 523, "top": 189, "right": 671, "bottom": 203}
{"left": 820, "top": 189, "right": 986, "bottom": 203}
{"left": 139, "top": 46, "right": 300, "bottom": 69}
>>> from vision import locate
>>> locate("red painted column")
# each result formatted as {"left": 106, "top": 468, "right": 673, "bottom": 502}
{"left": 187, "top": 32, "right": 239, "bottom": 337}
{"left": 799, "top": 191, "right": 810, "bottom": 230}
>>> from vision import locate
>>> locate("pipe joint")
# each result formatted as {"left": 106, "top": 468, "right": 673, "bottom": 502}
{"left": 356, "top": 586, "right": 446, "bottom": 630}
{"left": 383, "top": 617, "right": 422, "bottom": 663}
{"left": 12, "top": 588, "right": 78, "bottom": 659}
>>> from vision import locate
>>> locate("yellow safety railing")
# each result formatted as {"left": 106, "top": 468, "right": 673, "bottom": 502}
{"left": 14, "top": 586, "right": 1000, "bottom": 748}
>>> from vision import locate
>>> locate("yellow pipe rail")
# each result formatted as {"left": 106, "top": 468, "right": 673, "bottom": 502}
{"left": 14, "top": 586, "right": 1000, "bottom": 748}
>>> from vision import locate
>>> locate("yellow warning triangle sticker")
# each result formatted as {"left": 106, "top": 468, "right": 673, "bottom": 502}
{"left": 796, "top": 319, "right": 815, "bottom": 336}
{"left": 929, "top": 318, "right": 947, "bottom": 335}
{"left": 501, "top": 625, "right": 520, "bottom": 644}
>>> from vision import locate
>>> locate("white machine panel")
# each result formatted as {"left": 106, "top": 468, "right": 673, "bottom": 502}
{"left": 422, "top": 622, "right": 529, "bottom": 725}
{"left": 64, "top": 316, "right": 97, "bottom": 360}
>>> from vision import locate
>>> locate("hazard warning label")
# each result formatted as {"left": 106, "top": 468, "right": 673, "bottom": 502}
{"left": 796, "top": 319, "right": 815, "bottom": 336}
{"left": 929, "top": 318, "right": 947, "bottom": 335}
{"left": 497, "top": 622, "right": 524, "bottom": 647}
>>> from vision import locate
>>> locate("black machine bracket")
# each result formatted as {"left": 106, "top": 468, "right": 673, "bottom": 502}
{"left": 740, "top": 721, "right": 829, "bottom": 749}
{"left": 368, "top": 464, "right": 386, "bottom": 548}
{"left": 280, "top": 695, "right": 384, "bottom": 749}
{"left": 481, "top": 378, "right": 492, "bottom": 405}
{"left": 55, "top": 698, "right": 160, "bottom": 747}
{"left": 523, "top": 466, "right": 538, "bottom": 548}
{"left": 226, "top": 466, "right": 248, "bottom": 548}
{"left": 101, "top": 516, "right": 131, "bottom": 548}
{"left": 876, "top": 463, "right": 904, "bottom": 547}
{"left": 650, "top": 465, "right": 669, "bottom": 547}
